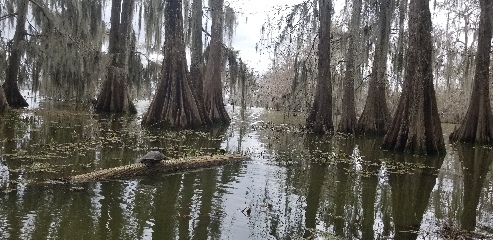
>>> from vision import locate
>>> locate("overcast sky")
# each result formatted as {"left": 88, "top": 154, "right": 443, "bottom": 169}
{"left": 229, "top": 0, "right": 305, "bottom": 73}
{"left": 229, "top": 0, "right": 348, "bottom": 73}
{"left": 228, "top": 0, "right": 456, "bottom": 74}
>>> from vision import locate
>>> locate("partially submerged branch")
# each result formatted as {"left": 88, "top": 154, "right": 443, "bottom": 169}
{"left": 63, "top": 154, "right": 246, "bottom": 182}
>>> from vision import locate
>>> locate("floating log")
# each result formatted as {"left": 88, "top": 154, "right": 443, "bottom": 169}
{"left": 65, "top": 154, "right": 246, "bottom": 182}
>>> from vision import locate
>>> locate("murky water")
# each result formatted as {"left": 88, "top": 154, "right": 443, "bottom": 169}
{"left": 0, "top": 99, "right": 492, "bottom": 239}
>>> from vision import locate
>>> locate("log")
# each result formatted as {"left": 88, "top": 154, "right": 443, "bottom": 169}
{"left": 65, "top": 154, "right": 246, "bottom": 182}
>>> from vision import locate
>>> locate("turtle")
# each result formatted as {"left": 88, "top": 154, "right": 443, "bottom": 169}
{"left": 138, "top": 151, "right": 167, "bottom": 167}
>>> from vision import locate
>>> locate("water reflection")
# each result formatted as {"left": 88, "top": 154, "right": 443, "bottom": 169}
{"left": 386, "top": 152, "right": 444, "bottom": 239}
{"left": 0, "top": 104, "right": 493, "bottom": 239}
{"left": 303, "top": 134, "right": 330, "bottom": 238}
{"left": 358, "top": 138, "right": 383, "bottom": 239}
{"left": 456, "top": 144, "right": 493, "bottom": 231}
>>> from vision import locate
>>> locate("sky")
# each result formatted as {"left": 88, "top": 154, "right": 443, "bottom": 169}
{"left": 229, "top": 0, "right": 306, "bottom": 73}
{"left": 228, "top": 0, "right": 457, "bottom": 74}
{"left": 229, "top": 0, "right": 347, "bottom": 73}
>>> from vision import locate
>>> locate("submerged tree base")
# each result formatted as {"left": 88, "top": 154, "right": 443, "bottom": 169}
{"left": 3, "top": 82, "right": 28, "bottom": 108}
{"left": 449, "top": 116, "right": 493, "bottom": 144}
{"left": 437, "top": 222, "right": 491, "bottom": 239}
{"left": 356, "top": 92, "right": 389, "bottom": 135}
{"left": 95, "top": 66, "right": 137, "bottom": 114}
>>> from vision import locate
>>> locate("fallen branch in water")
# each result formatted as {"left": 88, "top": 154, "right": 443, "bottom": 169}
{"left": 63, "top": 154, "right": 246, "bottom": 182}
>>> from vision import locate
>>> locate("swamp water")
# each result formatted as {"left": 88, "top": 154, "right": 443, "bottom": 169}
{"left": 0, "top": 99, "right": 492, "bottom": 239}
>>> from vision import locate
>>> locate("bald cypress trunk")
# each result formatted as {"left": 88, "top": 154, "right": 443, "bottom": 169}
{"left": 356, "top": 0, "right": 393, "bottom": 135}
{"left": 95, "top": 0, "right": 137, "bottom": 114}
{"left": 394, "top": 0, "right": 407, "bottom": 87}
{"left": 190, "top": 0, "right": 204, "bottom": 98}
{"left": 382, "top": 0, "right": 444, "bottom": 154}
{"left": 337, "top": 0, "right": 362, "bottom": 134}
{"left": 142, "top": 0, "right": 208, "bottom": 128}
{"left": 203, "top": 0, "right": 230, "bottom": 125}
{"left": 0, "top": 86, "right": 8, "bottom": 113}
{"left": 449, "top": 0, "right": 493, "bottom": 144}
{"left": 3, "top": 0, "right": 29, "bottom": 108}
{"left": 306, "top": 0, "right": 333, "bottom": 134}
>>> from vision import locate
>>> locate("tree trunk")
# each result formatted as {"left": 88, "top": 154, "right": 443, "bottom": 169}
{"left": 3, "top": 0, "right": 29, "bottom": 108}
{"left": 142, "top": 0, "right": 208, "bottom": 128}
{"left": 356, "top": 0, "right": 393, "bottom": 135}
{"left": 0, "top": 85, "right": 8, "bottom": 113}
{"left": 449, "top": 0, "right": 493, "bottom": 144}
{"left": 190, "top": 0, "right": 204, "bottom": 98}
{"left": 306, "top": 0, "right": 333, "bottom": 134}
{"left": 382, "top": 0, "right": 445, "bottom": 154}
{"left": 65, "top": 154, "right": 245, "bottom": 182}
{"left": 203, "top": 0, "right": 230, "bottom": 125}
{"left": 95, "top": 0, "right": 137, "bottom": 114}
{"left": 337, "top": 0, "right": 362, "bottom": 134}
{"left": 394, "top": 0, "right": 407, "bottom": 89}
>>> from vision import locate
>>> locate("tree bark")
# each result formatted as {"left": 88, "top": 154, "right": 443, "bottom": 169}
{"left": 356, "top": 0, "right": 393, "bottom": 135}
{"left": 3, "top": 0, "right": 29, "bottom": 108}
{"left": 449, "top": 0, "right": 493, "bottom": 144}
{"left": 142, "top": 0, "right": 208, "bottom": 128}
{"left": 394, "top": 0, "right": 407, "bottom": 88}
{"left": 382, "top": 0, "right": 445, "bottom": 154}
{"left": 0, "top": 85, "right": 8, "bottom": 113}
{"left": 203, "top": 0, "right": 230, "bottom": 125}
{"left": 190, "top": 0, "right": 204, "bottom": 98}
{"left": 64, "top": 154, "right": 245, "bottom": 182}
{"left": 306, "top": 0, "right": 333, "bottom": 134}
{"left": 95, "top": 0, "right": 137, "bottom": 114}
{"left": 337, "top": 0, "right": 362, "bottom": 134}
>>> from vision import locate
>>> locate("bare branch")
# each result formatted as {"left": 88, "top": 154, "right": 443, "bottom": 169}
{"left": 202, "top": 27, "right": 212, "bottom": 37}
{"left": 0, "top": 13, "right": 18, "bottom": 22}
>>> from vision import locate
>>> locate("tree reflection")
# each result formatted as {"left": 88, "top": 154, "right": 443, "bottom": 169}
{"left": 303, "top": 162, "right": 327, "bottom": 238}
{"left": 334, "top": 162, "right": 350, "bottom": 236}
{"left": 302, "top": 134, "right": 332, "bottom": 238}
{"left": 192, "top": 169, "right": 219, "bottom": 239}
{"left": 387, "top": 153, "right": 444, "bottom": 239}
{"left": 152, "top": 174, "right": 182, "bottom": 239}
{"left": 357, "top": 137, "right": 383, "bottom": 239}
{"left": 177, "top": 173, "right": 196, "bottom": 239}
{"left": 456, "top": 144, "right": 493, "bottom": 231}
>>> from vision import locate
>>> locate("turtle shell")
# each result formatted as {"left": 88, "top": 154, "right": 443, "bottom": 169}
{"left": 138, "top": 151, "right": 166, "bottom": 167}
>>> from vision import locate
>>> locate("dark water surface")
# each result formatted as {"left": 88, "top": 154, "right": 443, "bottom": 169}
{"left": 0, "top": 100, "right": 492, "bottom": 239}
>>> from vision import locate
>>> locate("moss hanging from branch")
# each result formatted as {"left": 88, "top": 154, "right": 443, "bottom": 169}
{"left": 29, "top": 0, "right": 106, "bottom": 101}
{"left": 223, "top": 4, "right": 237, "bottom": 46}
{"left": 139, "top": 0, "right": 166, "bottom": 53}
